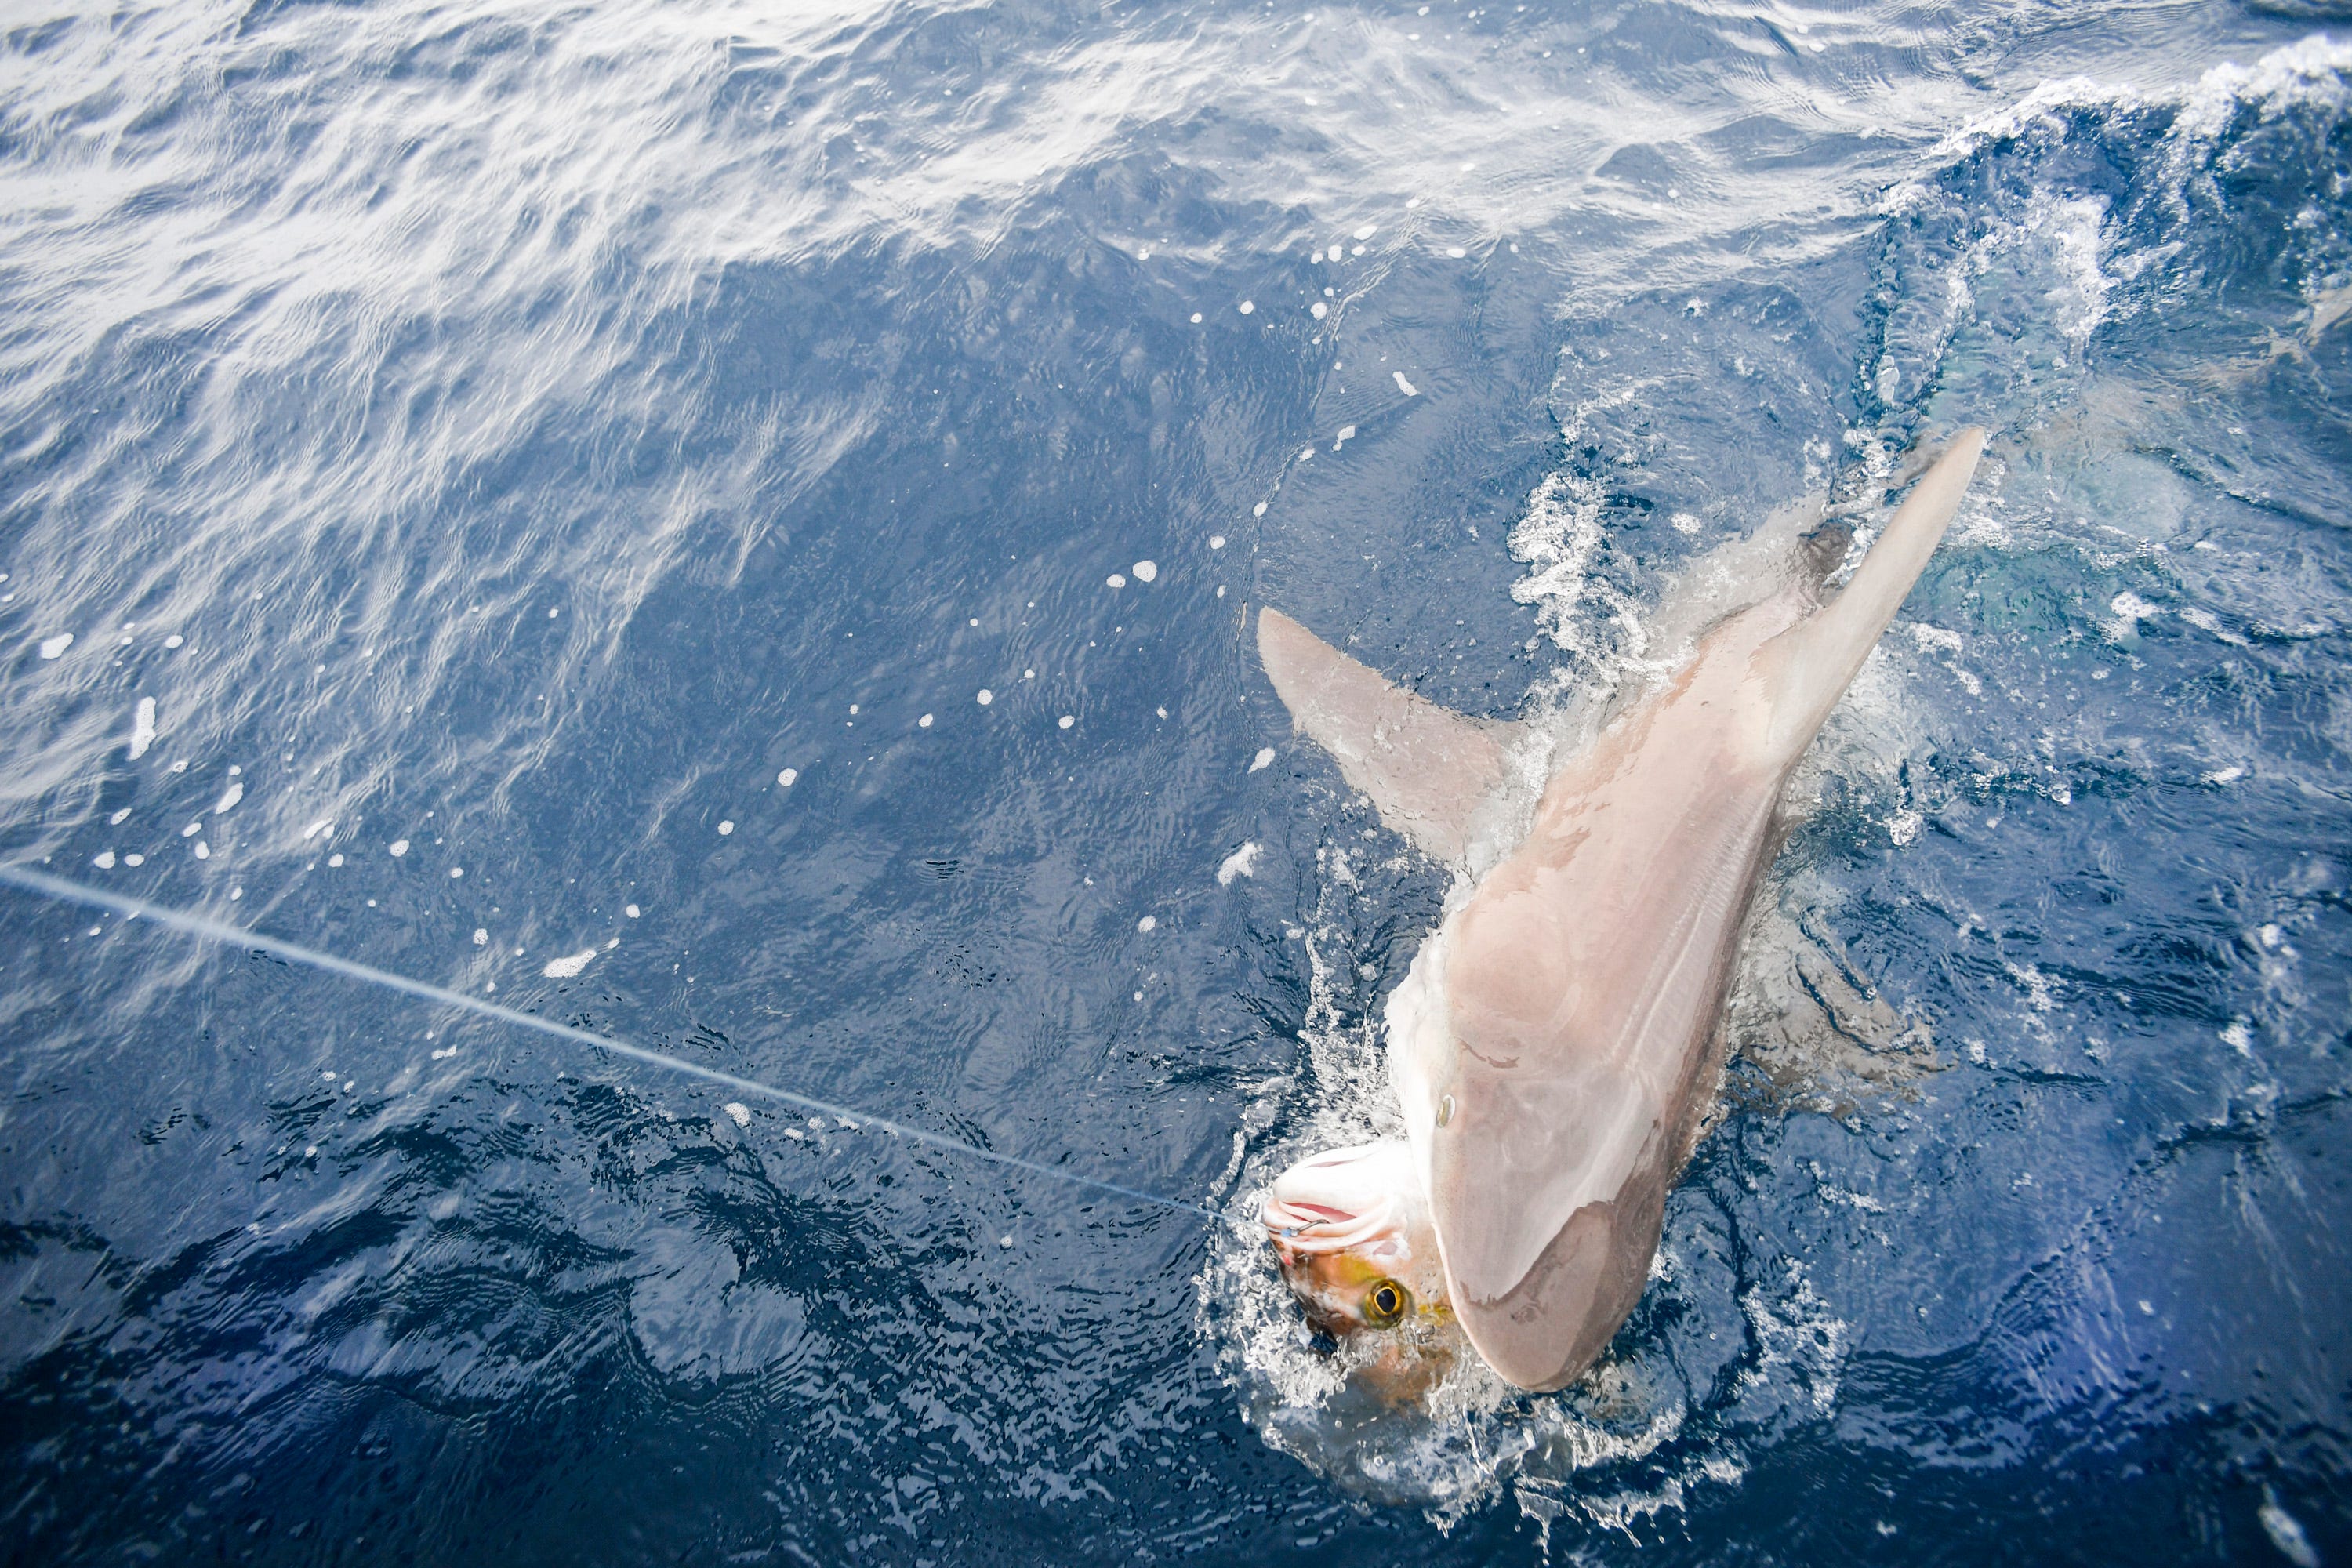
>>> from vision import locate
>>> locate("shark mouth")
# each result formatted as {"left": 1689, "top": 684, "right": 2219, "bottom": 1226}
{"left": 1259, "top": 1145, "right": 1406, "bottom": 1255}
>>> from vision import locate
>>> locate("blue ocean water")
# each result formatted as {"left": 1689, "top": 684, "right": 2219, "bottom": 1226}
{"left": 2, "top": 0, "right": 2348, "bottom": 1559}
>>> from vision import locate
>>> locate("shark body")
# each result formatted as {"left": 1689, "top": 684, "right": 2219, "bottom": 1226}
{"left": 1258, "top": 430, "right": 1986, "bottom": 1390}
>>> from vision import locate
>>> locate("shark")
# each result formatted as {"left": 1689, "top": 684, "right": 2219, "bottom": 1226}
{"left": 1258, "top": 429, "right": 1986, "bottom": 1391}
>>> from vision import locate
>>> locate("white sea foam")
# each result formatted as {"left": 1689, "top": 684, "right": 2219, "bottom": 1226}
{"left": 128, "top": 697, "right": 156, "bottom": 760}
{"left": 212, "top": 782, "right": 242, "bottom": 814}
{"left": 390, "top": 840, "right": 409, "bottom": 855}
{"left": 1106, "top": 573, "right": 1127, "bottom": 588}
{"left": 1131, "top": 560, "right": 1157, "bottom": 583}
{"left": 123, "top": 854, "right": 143, "bottom": 867}
{"left": 778, "top": 768, "right": 797, "bottom": 786}
{"left": 1058, "top": 715, "right": 1074, "bottom": 728}
{"left": 303, "top": 819, "right": 333, "bottom": 840}
{"left": 193, "top": 841, "right": 209, "bottom": 860}
{"left": 1250, "top": 746, "right": 1276, "bottom": 772}
{"left": 1210, "top": 535, "right": 1226, "bottom": 550}
{"left": 2262, "top": 1495, "right": 2320, "bottom": 1568}
{"left": 1217, "top": 842, "right": 1261, "bottom": 884}
{"left": 1392, "top": 371, "right": 1418, "bottom": 395}
{"left": 724, "top": 1102, "right": 751, "bottom": 1127}
{"left": 38, "top": 633, "right": 71, "bottom": 659}
{"left": 93, "top": 851, "right": 115, "bottom": 869}
{"left": 1137, "top": 915, "right": 1156, "bottom": 932}
{"left": 474, "top": 928, "right": 488, "bottom": 945}
{"left": 626, "top": 903, "right": 641, "bottom": 917}
{"left": 718, "top": 820, "right": 735, "bottom": 834}
{"left": 976, "top": 688, "right": 993, "bottom": 704}
{"left": 543, "top": 949, "right": 597, "bottom": 978}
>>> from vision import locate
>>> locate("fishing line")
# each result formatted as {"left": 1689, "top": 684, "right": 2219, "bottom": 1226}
{"left": 0, "top": 864, "right": 1221, "bottom": 1224}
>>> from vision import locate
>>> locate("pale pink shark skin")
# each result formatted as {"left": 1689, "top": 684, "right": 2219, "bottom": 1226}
{"left": 1258, "top": 430, "right": 1986, "bottom": 1391}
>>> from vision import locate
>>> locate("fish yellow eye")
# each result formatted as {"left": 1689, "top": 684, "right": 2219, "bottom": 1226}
{"left": 1361, "top": 1278, "right": 1411, "bottom": 1329}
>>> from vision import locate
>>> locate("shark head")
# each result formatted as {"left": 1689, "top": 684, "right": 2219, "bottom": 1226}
{"left": 1260, "top": 1140, "right": 1450, "bottom": 1335}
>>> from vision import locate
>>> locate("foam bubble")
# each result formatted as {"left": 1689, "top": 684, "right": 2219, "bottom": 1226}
{"left": 181, "top": 822, "right": 201, "bottom": 837}
{"left": 1190, "top": 312, "right": 1203, "bottom": 323}
{"left": 1133, "top": 561, "right": 1158, "bottom": 583}
{"left": 129, "top": 698, "right": 156, "bottom": 760}
{"left": 1137, "top": 915, "right": 1157, "bottom": 932}
{"left": 390, "top": 840, "right": 409, "bottom": 856}
{"left": 1058, "top": 715, "right": 1075, "bottom": 729}
{"left": 1217, "top": 843, "right": 1262, "bottom": 884}
{"left": 2262, "top": 1497, "right": 2320, "bottom": 1568}
{"left": 542, "top": 949, "right": 596, "bottom": 978}
{"left": 93, "top": 851, "right": 115, "bottom": 869}
{"left": 474, "top": 929, "right": 488, "bottom": 945}
{"left": 303, "top": 819, "right": 333, "bottom": 840}
{"left": 1210, "top": 535, "right": 1226, "bottom": 550}
{"left": 448, "top": 867, "right": 464, "bottom": 879}
{"left": 778, "top": 768, "right": 797, "bottom": 786}
{"left": 919, "top": 713, "right": 935, "bottom": 728}
{"left": 1239, "top": 300, "right": 1255, "bottom": 314}
{"left": 328, "top": 854, "right": 343, "bottom": 866}
{"left": 193, "top": 841, "right": 209, "bottom": 860}
{"left": 977, "top": 688, "right": 993, "bottom": 705}
{"left": 1392, "top": 371, "right": 1420, "bottom": 395}
{"left": 1352, "top": 223, "right": 1377, "bottom": 240}
{"left": 212, "top": 782, "right": 243, "bottom": 815}
{"left": 1250, "top": 747, "right": 1276, "bottom": 772}
{"left": 1253, "top": 502, "right": 1268, "bottom": 517}
{"left": 37, "top": 633, "right": 71, "bottom": 659}
{"left": 123, "top": 854, "right": 143, "bottom": 866}
{"left": 626, "top": 904, "right": 641, "bottom": 917}
{"left": 164, "top": 635, "right": 183, "bottom": 649}
{"left": 718, "top": 820, "right": 735, "bottom": 835}
{"left": 1311, "top": 301, "right": 1328, "bottom": 319}
{"left": 1106, "top": 573, "right": 1127, "bottom": 588}
{"left": 724, "top": 1102, "right": 751, "bottom": 1128}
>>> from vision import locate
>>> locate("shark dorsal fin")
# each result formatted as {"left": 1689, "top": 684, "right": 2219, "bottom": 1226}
{"left": 1257, "top": 608, "right": 1514, "bottom": 865}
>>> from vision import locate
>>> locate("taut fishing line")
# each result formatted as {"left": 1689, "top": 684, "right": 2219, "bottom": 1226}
{"left": 0, "top": 864, "right": 1221, "bottom": 1223}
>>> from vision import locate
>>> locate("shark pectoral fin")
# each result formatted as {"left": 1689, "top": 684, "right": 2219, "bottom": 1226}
{"left": 1257, "top": 608, "right": 1513, "bottom": 865}
{"left": 1755, "top": 426, "right": 1986, "bottom": 761}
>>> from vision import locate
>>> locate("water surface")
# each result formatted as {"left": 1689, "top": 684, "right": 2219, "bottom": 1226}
{"left": 2, "top": 0, "right": 2347, "bottom": 1560}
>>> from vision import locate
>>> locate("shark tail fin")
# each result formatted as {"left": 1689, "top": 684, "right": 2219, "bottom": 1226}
{"left": 1256, "top": 608, "right": 1515, "bottom": 865}
{"left": 1758, "top": 427, "right": 1985, "bottom": 760}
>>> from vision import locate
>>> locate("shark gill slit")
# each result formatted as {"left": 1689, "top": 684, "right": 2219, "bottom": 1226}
{"left": 0, "top": 865, "right": 1221, "bottom": 1224}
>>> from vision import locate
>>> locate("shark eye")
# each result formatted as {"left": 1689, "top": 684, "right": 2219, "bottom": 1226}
{"left": 1362, "top": 1278, "right": 1411, "bottom": 1329}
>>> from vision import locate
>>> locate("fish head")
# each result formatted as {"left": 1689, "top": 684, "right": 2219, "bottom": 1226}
{"left": 1260, "top": 1140, "right": 1449, "bottom": 1335}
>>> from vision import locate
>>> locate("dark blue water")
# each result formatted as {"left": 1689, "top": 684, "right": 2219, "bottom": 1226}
{"left": 3, "top": 0, "right": 2349, "bottom": 1560}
